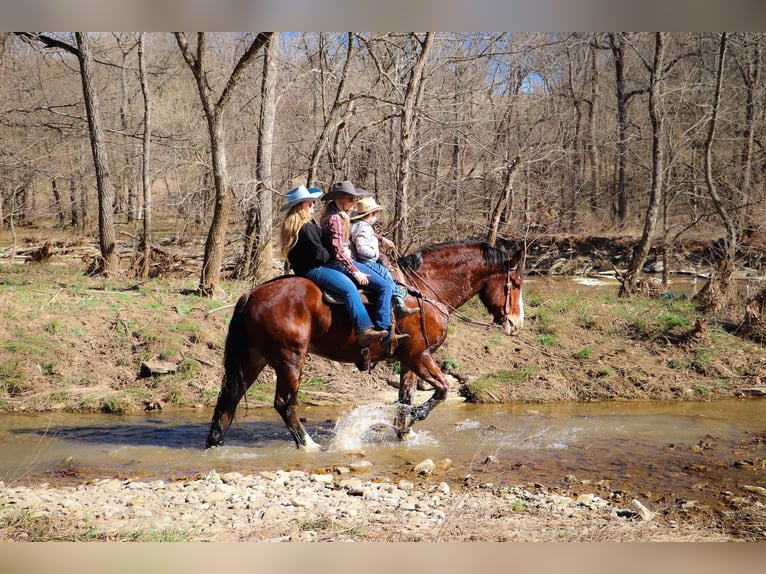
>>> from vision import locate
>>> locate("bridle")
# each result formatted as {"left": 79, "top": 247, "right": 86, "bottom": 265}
{"left": 400, "top": 257, "right": 522, "bottom": 342}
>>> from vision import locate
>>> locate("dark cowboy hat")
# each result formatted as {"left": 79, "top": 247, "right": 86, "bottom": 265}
{"left": 320, "top": 180, "right": 370, "bottom": 202}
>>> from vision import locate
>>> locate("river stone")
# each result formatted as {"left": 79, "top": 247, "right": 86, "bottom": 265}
{"left": 349, "top": 460, "right": 373, "bottom": 472}
{"left": 139, "top": 360, "right": 177, "bottom": 377}
{"left": 632, "top": 499, "right": 655, "bottom": 521}
{"left": 414, "top": 459, "right": 435, "bottom": 475}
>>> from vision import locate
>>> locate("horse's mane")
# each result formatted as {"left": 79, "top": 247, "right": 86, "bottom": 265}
{"left": 398, "top": 239, "right": 515, "bottom": 272}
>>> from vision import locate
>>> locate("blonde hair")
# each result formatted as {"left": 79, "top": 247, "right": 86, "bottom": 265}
{"left": 320, "top": 199, "right": 350, "bottom": 241}
{"left": 280, "top": 204, "right": 314, "bottom": 257}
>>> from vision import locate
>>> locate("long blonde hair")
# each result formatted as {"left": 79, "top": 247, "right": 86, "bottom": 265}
{"left": 320, "top": 199, "right": 350, "bottom": 241}
{"left": 280, "top": 204, "right": 314, "bottom": 257}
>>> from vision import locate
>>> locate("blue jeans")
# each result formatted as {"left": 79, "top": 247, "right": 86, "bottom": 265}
{"left": 357, "top": 259, "right": 407, "bottom": 300}
{"left": 305, "top": 265, "right": 374, "bottom": 332}
{"left": 326, "top": 260, "right": 394, "bottom": 332}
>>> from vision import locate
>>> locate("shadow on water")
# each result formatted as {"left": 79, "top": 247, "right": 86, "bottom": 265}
{"left": 8, "top": 418, "right": 321, "bottom": 450}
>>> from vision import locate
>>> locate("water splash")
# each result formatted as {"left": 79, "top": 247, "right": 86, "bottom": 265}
{"left": 329, "top": 404, "right": 400, "bottom": 451}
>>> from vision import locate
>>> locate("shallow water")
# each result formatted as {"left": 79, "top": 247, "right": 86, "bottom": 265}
{"left": 2, "top": 399, "right": 764, "bottom": 513}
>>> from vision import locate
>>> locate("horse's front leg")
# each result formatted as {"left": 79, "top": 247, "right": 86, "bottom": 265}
{"left": 395, "top": 370, "right": 419, "bottom": 439}
{"left": 273, "top": 356, "right": 321, "bottom": 451}
{"left": 396, "top": 353, "right": 449, "bottom": 437}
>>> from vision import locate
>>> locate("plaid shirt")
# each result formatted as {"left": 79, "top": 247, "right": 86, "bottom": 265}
{"left": 324, "top": 211, "right": 359, "bottom": 275}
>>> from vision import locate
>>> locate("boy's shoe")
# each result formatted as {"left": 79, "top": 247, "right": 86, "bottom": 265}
{"left": 395, "top": 305, "right": 418, "bottom": 319}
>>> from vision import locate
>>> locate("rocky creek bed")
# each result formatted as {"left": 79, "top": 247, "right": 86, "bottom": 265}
{"left": 0, "top": 462, "right": 744, "bottom": 542}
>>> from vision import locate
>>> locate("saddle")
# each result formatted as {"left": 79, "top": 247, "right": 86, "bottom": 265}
{"left": 322, "top": 289, "right": 376, "bottom": 306}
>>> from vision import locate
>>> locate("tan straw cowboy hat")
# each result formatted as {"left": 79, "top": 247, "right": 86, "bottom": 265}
{"left": 350, "top": 196, "right": 385, "bottom": 220}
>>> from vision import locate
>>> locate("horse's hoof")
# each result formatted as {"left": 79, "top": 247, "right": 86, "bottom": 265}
{"left": 299, "top": 436, "right": 322, "bottom": 451}
{"left": 397, "top": 428, "right": 417, "bottom": 441}
{"left": 206, "top": 432, "right": 224, "bottom": 449}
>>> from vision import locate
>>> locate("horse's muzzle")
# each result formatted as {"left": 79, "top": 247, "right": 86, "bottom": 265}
{"left": 502, "top": 316, "right": 523, "bottom": 335}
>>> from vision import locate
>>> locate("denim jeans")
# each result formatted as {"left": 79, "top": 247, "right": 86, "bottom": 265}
{"left": 357, "top": 259, "right": 408, "bottom": 300}
{"left": 305, "top": 265, "right": 375, "bottom": 332}
{"left": 325, "top": 260, "right": 394, "bottom": 332}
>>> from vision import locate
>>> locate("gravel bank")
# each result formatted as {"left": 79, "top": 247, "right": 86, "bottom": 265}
{"left": 0, "top": 467, "right": 733, "bottom": 542}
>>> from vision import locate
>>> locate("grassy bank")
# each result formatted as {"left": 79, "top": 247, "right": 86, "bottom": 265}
{"left": 1, "top": 263, "right": 765, "bottom": 415}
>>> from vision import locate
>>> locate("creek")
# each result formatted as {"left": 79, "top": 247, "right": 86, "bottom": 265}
{"left": 2, "top": 398, "right": 764, "bottom": 515}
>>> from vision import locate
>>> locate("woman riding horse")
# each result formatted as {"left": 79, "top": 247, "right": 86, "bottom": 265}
{"left": 205, "top": 234, "right": 525, "bottom": 450}
{"left": 279, "top": 183, "right": 387, "bottom": 348}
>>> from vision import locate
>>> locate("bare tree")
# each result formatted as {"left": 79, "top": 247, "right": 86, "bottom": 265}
{"left": 175, "top": 32, "right": 272, "bottom": 296}
{"left": 393, "top": 32, "right": 434, "bottom": 249}
{"left": 619, "top": 33, "right": 666, "bottom": 296}
{"left": 241, "top": 32, "right": 278, "bottom": 282}
{"left": 76, "top": 33, "right": 120, "bottom": 275}
{"left": 488, "top": 155, "right": 523, "bottom": 246}
{"left": 138, "top": 33, "right": 153, "bottom": 278}
{"left": 609, "top": 33, "right": 646, "bottom": 227}
{"left": 695, "top": 33, "right": 737, "bottom": 313}
{"left": 304, "top": 32, "right": 356, "bottom": 185}
{"left": 14, "top": 32, "right": 119, "bottom": 274}
{"left": 738, "top": 33, "right": 761, "bottom": 226}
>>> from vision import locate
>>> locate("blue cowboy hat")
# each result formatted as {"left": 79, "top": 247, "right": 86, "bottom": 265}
{"left": 320, "top": 180, "right": 370, "bottom": 202}
{"left": 280, "top": 185, "right": 324, "bottom": 211}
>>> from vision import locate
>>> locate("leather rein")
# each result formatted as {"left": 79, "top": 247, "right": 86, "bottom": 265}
{"left": 400, "top": 264, "right": 517, "bottom": 347}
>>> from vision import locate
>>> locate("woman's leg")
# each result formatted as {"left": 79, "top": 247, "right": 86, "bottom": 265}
{"left": 354, "top": 260, "right": 393, "bottom": 331}
{"left": 305, "top": 266, "right": 375, "bottom": 332}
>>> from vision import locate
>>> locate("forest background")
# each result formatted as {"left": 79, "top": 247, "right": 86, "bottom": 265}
{"left": 0, "top": 32, "right": 763, "bottom": 304}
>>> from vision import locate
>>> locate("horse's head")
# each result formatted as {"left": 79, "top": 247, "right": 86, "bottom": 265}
{"left": 479, "top": 248, "right": 525, "bottom": 335}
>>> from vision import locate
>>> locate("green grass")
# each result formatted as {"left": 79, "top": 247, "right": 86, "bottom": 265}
{"left": 101, "top": 395, "right": 134, "bottom": 414}
{"left": 572, "top": 347, "right": 593, "bottom": 360}
{"left": 441, "top": 358, "right": 460, "bottom": 370}
{"left": 537, "top": 333, "right": 556, "bottom": 347}
{"left": 463, "top": 367, "right": 538, "bottom": 401}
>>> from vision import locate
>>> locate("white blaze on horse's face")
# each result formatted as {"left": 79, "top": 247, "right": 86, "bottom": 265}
{"left": 503, "top": 290, "right": 524, "bottom": 335}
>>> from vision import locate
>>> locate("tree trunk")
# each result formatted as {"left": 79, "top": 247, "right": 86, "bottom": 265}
{"left": 740, "top": 33, "right": 761, "bottom": 226}
{"left": 175, "top": 32, "right": 272, "bottom": 296}
{"left": 488, "top": 155, "right": 522, "bottom": 246}
{"left": 609, "top": 33, "right": 629, "bottom": 227}
{"left": 138, "top": 32, "right": 153, "bottom": 279}
{"left": 307, "top": 32, "right": 355, "bottom": 185}
{"left": 51, "top": 178, "right": 65, "bottom": 225}
{"left": 394, "top": 32, "right": 434, "bottom": 249}
{"left": 242, "top": 33, "right": 278, "bottom": 282}
{"left": 76, "top": 32, "right": 119, "bottom": 276}
{"left": 620, "top": 33, "right": 666, "bottom": 297}
{"left": 587, "top": 36, "right": 602, "bottom": 213}
{"left": 695, "top": 33, "right": 736, "bottom": 314}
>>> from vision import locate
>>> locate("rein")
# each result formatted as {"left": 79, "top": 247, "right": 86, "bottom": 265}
{"left": 401, "top": 265, "right": 511, "bottom": 331}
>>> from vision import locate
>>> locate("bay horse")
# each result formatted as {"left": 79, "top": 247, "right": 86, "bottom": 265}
{"left": 205, "top": 240, "right": 525, "bottom": 450}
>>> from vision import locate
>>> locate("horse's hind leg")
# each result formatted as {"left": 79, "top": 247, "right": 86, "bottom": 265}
{"left": 206, "top": 356, "right": 267, "bottom": 448}
{"left": 273, "top": 354, "right": 321, "bottom": 451}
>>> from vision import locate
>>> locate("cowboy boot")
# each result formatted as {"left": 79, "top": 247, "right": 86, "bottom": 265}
{"left": 393, "top": 287, "right": 418, "bottom": 319}
{"left": 357, "top": 327, "right": 388, "bottom": 347}
{"left": 383, "top": 331, "right": 410, "bottom": 349}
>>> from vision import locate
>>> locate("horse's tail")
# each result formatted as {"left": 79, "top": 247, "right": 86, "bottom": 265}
{"left": 222, "top": 292, "right": 252, "bottom": 400}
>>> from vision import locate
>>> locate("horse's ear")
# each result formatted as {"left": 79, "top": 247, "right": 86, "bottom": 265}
{"left": 509, "top": 250, "right": 525, "bottom": 278}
